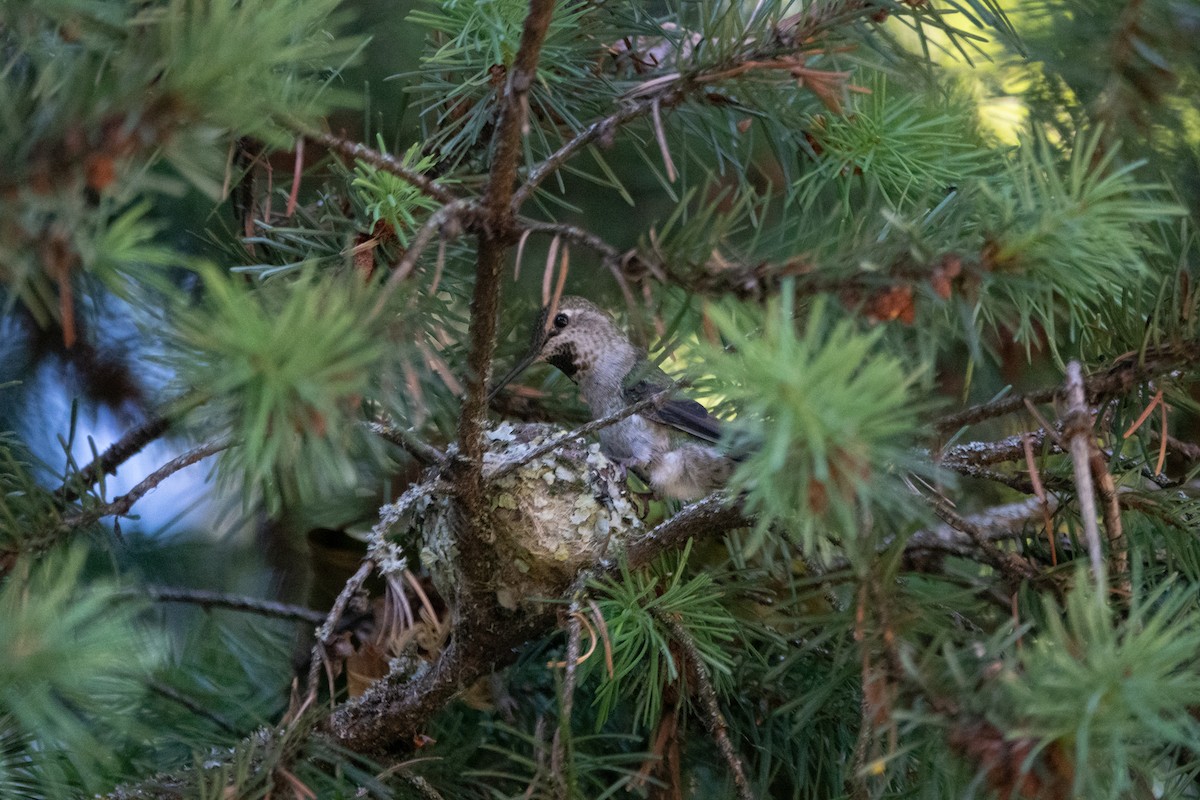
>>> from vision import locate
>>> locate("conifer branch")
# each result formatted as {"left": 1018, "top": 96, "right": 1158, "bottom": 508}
{"left": 60, "top": 440, "right": 229, "bottom": 530}
{"left": 304, "top": 129, "right": 458, "bottom": 205}
{"left": 512, "top": 0, "right": 888, "bottom": 210}
{"left": 134, "top": 585, "right": 327, "bottom": 625}
{"left": 367, "top": 421, "right": 446, "bottom": 466}
{"left": 934, "top": 342, "right": 1200, "bottom": 435}
{"left": 660, "top": 614, "right": 754, "bottom": 800}
{"left": 514, "top": 92, "right": 685, "bottom": 208}
{"left": 56, "top": 413, "right": 173, "bottom": 503}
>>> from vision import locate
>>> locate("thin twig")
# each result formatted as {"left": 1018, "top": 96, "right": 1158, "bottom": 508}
{"left": 1062, "top": 362, "right": 1105, "bottom": 592}
{"left": 304, "top": 129, "right": 457, "bottom": 205}
{"left": 924, "top": 494, "right": 1037, "bottom": 583}
{"left": 551, "top": 602, "right": 583, "bottom": 793}
{"left": 303, "top": 559, "right": 376, "bottom": 706}
{"left": 367, "top": 421, "right": 446, "bottom": 466}
{"left": 134, "top": 585, "right": 327, "bottom": 625}
{"left": 487, "top": 383, "right": 681, "bottom": 480}
{"left": 516, "top": 218, "right": 623, "bottom": 263}
{"left": 61, "top": 440, "right": 229, "bottom": 530}
{"left": 513, "top": 93, "right": 683, "bottom": 209}
{"left": 56, "top": 413, "right": 173, "bottom": 502}
{"left": 372, "top": 198, "right": 477, "bottom": 319}
{"left": 1164, "top": 431, "right": 1200, "bottom": 460}
{"left": 148, "top": 679, "right": 238, "bottom": 734}
{"left": 1022, "top": 435, "right": 1057, "bottom": 566}
{"left": 659, "top": 615, "right": 754, "bottom": 800}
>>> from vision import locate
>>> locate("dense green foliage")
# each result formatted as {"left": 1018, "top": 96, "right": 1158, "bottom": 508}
{"left": 4, "top": 0, "right": 1200, "bottom": 798}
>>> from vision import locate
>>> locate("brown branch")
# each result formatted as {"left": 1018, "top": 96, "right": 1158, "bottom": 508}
{"left": 1154, "top": 431, "right": 1200, "bottom": 462}
{"left": 454, "top": 0, "right": 559, "bottom": 592}
{"left": 372, "top": 198, "right": 478, "bottom": 318}
{"left": 935, "top": 343, "right": 1200, "bottom": 435}
{"left": 513, "top": 93, "right": 684, "bottom": 209}
{"left": 515, "top": 218, "right": 623, "bottom": 264}
{"left": 148, "top": 679, "right": 238, "bottom": 734}
{"left": 924, "top": 494, "right": 1037, "bottom": 584}
{"left": 135, "top": 585, "right": 327, "bottom": 625}
{"left": 659, "top": 615, "right": 753, "bottom": 800}
{"left": 304, "top": 129, "right": 458, "bottom": 206}
{"left": 60, "top": 440, "right": 229, "bottom": 530}
{"left": 625, "top": 493, "right": 747, "bottom": 569}
{"left": 551, "top": 601, "right": 583, "bottom": 794}
{"left": 56, "top": 413, "right": 173, "bottom": 502}
{"left": 327, "top": 606, "right": 553, "bottom": 754}
{"left": 303, "top": 559, "right": 376, "bottom": 705}
{"left": 1023, "top": 434, "right": 1059, "bottom": 566}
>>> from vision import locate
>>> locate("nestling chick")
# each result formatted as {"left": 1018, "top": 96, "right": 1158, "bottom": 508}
{"left": 493, "top": 297, "right": 731, "bottom": 500}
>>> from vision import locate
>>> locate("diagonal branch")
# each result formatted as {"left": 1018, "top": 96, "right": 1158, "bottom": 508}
{"left": 659, "top": 614, "right": 753, "bottom": 800}
{"left": 487, "top": 383, "right": 682, "bottom": 481}
{"left": 513, "top": 92, "right": 685, "bottom": 209}
{"left": 61, "top": 440, "right": 230, "bottom": 530}
{"left": 372, "top": 198, "right": 478, "bottom": 318}
{"left": 367, "top": 421, "right": 446, "bottom": 466}
{"left": 304, "top": 129, "right": 458, "bottom": 206}
{"left": 56, "top": 413, "right": 173, "bottom": 502}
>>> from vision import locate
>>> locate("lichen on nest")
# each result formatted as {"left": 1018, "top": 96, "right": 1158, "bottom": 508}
{"left": 369, "top": 422, "right": 643, "bottom": 610}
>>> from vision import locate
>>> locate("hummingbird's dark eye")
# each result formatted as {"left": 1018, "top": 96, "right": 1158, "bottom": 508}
{"left": 553, "top": 312, "right": 569, "bottom": 329}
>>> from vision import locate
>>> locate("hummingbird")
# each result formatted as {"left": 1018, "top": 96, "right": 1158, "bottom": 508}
{"left": 490, "top": 297, "right": 732, "bottom": 500}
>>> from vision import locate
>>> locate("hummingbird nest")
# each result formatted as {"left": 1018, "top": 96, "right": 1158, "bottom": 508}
{"left": 369, "top": 422, "right": 643, "bottom": 611}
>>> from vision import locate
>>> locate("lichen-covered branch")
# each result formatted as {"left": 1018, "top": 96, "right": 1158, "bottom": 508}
{"left": 61, "top": 440, "right": 229, "bottom": 531}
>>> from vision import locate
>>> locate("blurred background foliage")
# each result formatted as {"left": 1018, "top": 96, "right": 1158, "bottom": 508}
{"left": 2, "top": 0, "right": 1200, "bottom": 797}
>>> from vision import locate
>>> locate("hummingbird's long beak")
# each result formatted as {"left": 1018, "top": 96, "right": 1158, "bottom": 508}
{"left": 487, "top": 305, "right": 551, "bottom": 402}
{"left": 488, "top": 350, "right": 541, "bottom": 402}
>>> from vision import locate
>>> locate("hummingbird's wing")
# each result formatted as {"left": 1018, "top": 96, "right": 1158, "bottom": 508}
{"left": 622, "top": 362, "right": 722, "bottom": 444}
